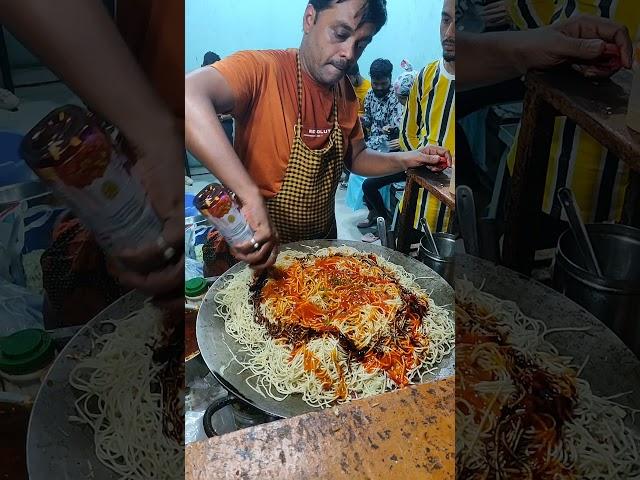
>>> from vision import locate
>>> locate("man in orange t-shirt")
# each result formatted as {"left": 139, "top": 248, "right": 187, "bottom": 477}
{"left": 186, "top": 0, "right": 450, "bottom": 270}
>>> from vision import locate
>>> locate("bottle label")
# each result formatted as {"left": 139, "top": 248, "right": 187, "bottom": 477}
{"left": 206, "top": 203, "right": 254, "bottom": 245}
{"left": 35, "top": 150, "right": 162, "bottom": 253}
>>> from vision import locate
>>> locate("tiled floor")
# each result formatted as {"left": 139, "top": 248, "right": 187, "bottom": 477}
{"left": 335, "top": 184, "right": 379, "bottom": 244}
{"left": 0, "top": 81, "right": 83, "bottom": 135}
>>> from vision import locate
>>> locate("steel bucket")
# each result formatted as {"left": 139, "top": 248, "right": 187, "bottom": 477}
{"left": 553, "top": 223, "right": 640, "bottom": 356}
{"left": 418, "top": 232, "right": 456, "bottom": 286}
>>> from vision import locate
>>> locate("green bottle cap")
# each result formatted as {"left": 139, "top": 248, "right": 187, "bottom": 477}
{"left": 0, "top": 329, "right": 55, "bottom": 376}
{"left": 185, "top": 277, "right": 208, "bottom": 298}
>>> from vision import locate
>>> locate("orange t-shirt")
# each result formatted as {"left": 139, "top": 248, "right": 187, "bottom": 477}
{"left": 116, "top": 0, "right": 184, "bottom": 120}
{"left": 213, "top": 49, "right": 364, "bottom": 198}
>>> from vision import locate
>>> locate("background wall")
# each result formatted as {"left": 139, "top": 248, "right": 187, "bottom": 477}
{"left": 185, "top": 0, "right": 444, "bottom": 78}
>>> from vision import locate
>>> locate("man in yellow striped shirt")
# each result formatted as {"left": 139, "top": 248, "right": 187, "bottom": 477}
{"left": 506, "top": 0, "right": 559, "bottom": 30}
{"left": 506, "top": 0, "right": 639, "bottom": 236}
{"left": 399, "top": 0, "right": 455, "bottom": 232}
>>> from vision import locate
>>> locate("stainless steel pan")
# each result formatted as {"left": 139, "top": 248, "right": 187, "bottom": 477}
{"left": 196, "top": 239, "right": 455, "bottom": 419}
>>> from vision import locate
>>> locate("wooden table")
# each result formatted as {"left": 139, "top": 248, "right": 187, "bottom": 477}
{"left": 396, "top": 168, "right": 455, "bottom": 254}
{"left": 185, "top": 376, "right": 454, "bottom": 480}
{"left": 503, "top": 68, "right": 640, "bottom": 275}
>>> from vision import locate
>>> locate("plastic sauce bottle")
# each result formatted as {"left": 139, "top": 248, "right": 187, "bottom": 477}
{"left": 20, "top": 105, "right": 163, "bottom": 255}
{"left": 185, "top": 277, "right": 208, "bottom": 310}
{"left": 628, "top": 45, "right": 640, "bottom": 133}
{"left": 0, "top": 329, "right": 56, "bottom": 397}
{"left": 193, "top": 183, "right": 254, "bottom": 246}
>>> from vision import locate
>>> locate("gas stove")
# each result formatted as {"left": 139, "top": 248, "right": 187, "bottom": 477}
{"left": 185, "top": 354, "right": 278, "bottom": 443}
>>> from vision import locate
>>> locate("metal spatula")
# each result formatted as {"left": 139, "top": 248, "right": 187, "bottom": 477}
{"left": 557, "top": 187, "right": 603, "bottom": 277}
{"left": 419, "top": 217, "right": 440, "bottom": 257}
{"left": 456, "top": 185, "right": 480, "bottom": 257}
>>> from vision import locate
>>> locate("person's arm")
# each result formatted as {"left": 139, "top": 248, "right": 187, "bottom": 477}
{"left": 399, "top": 77, "right": 422, "bottom": 151}
{"left": 0, "top": 0, "right": 183, "bottom": 295}
{"left": 391, "top": 98, "right": 404, "bottom": 129}
{"left": 385, "top": 96, "right": 404, "bottom": 151}
{"left": 185, "top": 65, "right": 278, "bottom": 270}
{"left": 0, "top": 0, "right": 176, "bottom": 149}
{"left": 349, "top": 137, "right": 450, "bottom": 178}
{"left": 457, "top": 14, "right": 633, "bottom": 91}
{"left": 362, "top": 92, "right": 373, "bottom": 130}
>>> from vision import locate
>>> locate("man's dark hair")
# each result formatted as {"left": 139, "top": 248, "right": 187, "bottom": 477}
{"left": 308, "top": 0, "right": 387, "bottom": 32}
{"left": 369, "top": 58, "right": 392, "bottom": 80}
{"left": 347, "top": 63, "right": 360, "bottom": 76}
{"left": 202, "top": 51, "right": 221, "bottom": 67}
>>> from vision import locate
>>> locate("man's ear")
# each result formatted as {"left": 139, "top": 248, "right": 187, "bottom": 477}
{"left": 303, "top": 4, "right": 317, "bottom": 34}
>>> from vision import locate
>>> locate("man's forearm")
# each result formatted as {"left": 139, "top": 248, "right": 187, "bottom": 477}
{"left": 0, "top": 0, "right": 174, "bottom": 140}
{"left": 350, "top": 148, "right": 407, "bottom": 177}
{"left": 457, "top": 31, "right": 525, "bottom": 91}
{"left": 185, "top": 88, "right": 260, "bottom": 203}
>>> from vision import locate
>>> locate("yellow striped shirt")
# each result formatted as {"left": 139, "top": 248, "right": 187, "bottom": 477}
{"left": 506, "top": 0, "right": 560, "bottom": 30}
{"left": 399, "top": 59, "right": 455, "bottom": 232}
{"left": 507, "top": 0, "right": 639, "bottom": 223}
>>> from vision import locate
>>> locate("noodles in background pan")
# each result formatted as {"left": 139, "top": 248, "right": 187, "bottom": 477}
{"left": 68, "top": 302, "right": 182, "bottom": 479}
{"left": 215, "top": 246, "right": 454, "bottom": 408}
{"left": 456, "top": 278, "right": 640, "bottom": 479}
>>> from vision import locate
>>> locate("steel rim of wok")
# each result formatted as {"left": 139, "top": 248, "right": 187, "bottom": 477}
{"left": 196, "top": 239, "right": 455, "bottom": 419}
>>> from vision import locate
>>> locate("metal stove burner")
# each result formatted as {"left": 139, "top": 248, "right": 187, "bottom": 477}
{"left": 203, "top": 394, "right": 279, "bottom": 437}
{"left": 186, "top": 353, "right": 278, "bottom": 439}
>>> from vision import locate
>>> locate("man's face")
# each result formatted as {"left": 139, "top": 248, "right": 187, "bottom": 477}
{"left": 371, "top": 77, "right": 391, "bottom": 98}
{"left": 441, "top": 0, "right": 455, "bottom": 62}
{"left": 302, "top": 0, "right": 377, "bottom": 86}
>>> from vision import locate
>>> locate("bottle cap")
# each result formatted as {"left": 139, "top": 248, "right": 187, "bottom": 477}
{"left": 185, "top": 277, "right": 208, "bottom": 297}
{"left": 0, "top": 329, "right": 55, "bottom": 376}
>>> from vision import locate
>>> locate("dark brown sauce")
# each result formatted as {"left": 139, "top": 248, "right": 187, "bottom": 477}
{"left": 249, "top": 256, "right": 430, "bottom": 387}
{"left": 184, "top": 309, "right": 199, "bottom": 361}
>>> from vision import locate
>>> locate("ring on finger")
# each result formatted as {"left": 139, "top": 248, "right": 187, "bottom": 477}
{"left": 250, "top": 237, "right": 261, "bottom": 251}
{"left": 163, "top": 247, "right": 176, "bottom": 260}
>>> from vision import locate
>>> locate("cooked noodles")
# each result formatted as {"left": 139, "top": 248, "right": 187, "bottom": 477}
{"left": 456, "top": 278, "right": 640, "bottom": 479}
{"left": 216, "top": 246, "right": 454, "bottom": 407}
{"left": 68, "top": 302, "right": 182, "bottom": 479}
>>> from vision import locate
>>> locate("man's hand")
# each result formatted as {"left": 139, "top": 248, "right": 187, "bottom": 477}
{"left": 400, "top": 145, "right": 452, "bottom": 172}
{"left": 553, "top": 15, "right": 632, "bottom": 77}
{"left": 230, "top": 193, "right": 279, "bottom": 270}
{"left": 387, "top": 138, "right": 401, "bottom": 151}
{"left": 479, "top": 1, "right": 509, "bottom": 29}
{"left": 520, "top": 15, "right": 632, "bottom": 78}
{"left": 112, "top": 119, "right": 184, "bottom": 296}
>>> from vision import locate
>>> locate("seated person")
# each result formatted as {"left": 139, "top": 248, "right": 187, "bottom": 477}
{"left": 358, "top": 70, "right": 416, "bottom": 241}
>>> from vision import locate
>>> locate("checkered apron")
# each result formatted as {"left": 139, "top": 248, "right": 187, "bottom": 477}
{"left": 266, "top": 55, "right": 344, "bottom": 243}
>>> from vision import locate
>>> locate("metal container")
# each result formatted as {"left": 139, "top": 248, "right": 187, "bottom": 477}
{"left": 553, "top": 223, "right": 640, "bottom": 356}
{"left": 418, "top": 232, "right": 456, "bottom": 286}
